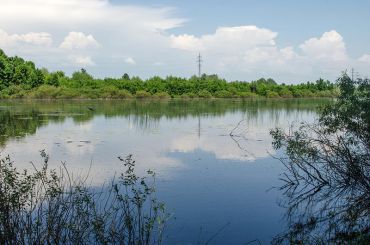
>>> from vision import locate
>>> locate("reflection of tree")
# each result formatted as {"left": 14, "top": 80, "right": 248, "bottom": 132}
{"left": 0, "top": 99, "right": 330, "bottom": 147}
{"left": 270, "top": 74, "right": 370, "bottom": 244}
{"left": 0, "top": 110, "right": 63, "bottom": 147}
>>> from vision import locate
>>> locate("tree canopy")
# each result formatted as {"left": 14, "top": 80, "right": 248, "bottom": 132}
{"left": 0, "top": 49, "right": 338, "bottom": 99}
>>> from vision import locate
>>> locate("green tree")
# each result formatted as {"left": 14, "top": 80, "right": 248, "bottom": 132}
{"left": 122, "top": 73, "right": 130, "bottom": 80}
{"left": 270, "top": 73, "right": 370, "bottom": 243}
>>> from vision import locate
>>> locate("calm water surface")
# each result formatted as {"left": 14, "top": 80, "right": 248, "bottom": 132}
{"left": 0, "top": 99, "right": 331, "bottom": 244}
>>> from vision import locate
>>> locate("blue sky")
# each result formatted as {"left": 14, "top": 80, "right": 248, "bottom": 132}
{"left": 0, "top": 0, "right": 369, "bottom": 83}
{"left": 112, "top": 0, "right": 370, "bottom": 55}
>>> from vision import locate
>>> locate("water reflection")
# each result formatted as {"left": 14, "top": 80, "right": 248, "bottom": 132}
{"left": 0, "top": 99, "right": 329, "bottom": 181}
{"left": 0, "top": 99, "right": 331, "bottom": 243}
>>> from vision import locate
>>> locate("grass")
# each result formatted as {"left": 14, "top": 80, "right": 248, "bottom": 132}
{"left": 0, "top": 151, "right": 169, "bottom": 244}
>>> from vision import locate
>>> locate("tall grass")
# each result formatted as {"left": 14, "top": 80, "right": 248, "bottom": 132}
{"left": 0, "top": 151, "right": 169, "bottom": 244}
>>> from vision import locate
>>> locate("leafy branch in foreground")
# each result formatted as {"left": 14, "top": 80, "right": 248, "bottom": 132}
{"left": 0, "top": 151, "right": 169, "bottom": 245}
{"left": 270, "top": 73, "right": 370, "bottom": 244}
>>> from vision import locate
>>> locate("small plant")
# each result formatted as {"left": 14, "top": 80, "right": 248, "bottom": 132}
{"left": 0, "top": 152, "right": 169, "bottom": 244}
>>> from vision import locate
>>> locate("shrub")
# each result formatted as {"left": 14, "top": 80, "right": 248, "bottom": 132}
{"left": 0, "top": 85, "right": 27, "bottom": 99}
{"left": 315, "top": 90, "right": 338, "bottom": 98}
{"left": 300, "top": 89, "right": 314, "bottom": 97}
{"left": 181, "top": 92, "right": 197, "bottom": 99}
{"left": 237, "top": 91, "right": 258, "bottom": 98}
{"left": 266, "top": 90, "right": 280, "bottom": 98}
{"left": 57, "top": 87, "right": 80, "bottom": 99}
{"left": 28, "top": 85, "right": 61, "bottom": 99}
{"left": 198, "top": 89, "right": 212, "bottom": 98}
{"left": 99, "top": 86, "right": 132, "bottom": 99}
{"left": 117, "top": 89, "right": 133, "bottom": 99}
{"left": 214, "top": 90, "right": 233, "bottom": 98}
{"left": 278, "top": 88, "right": 293, "bottom": 98}
{"left": 153, "top": 91, "right": 171, "bottom": 99}
{"left": 135, "top": 90, "right": 151, "bottom": 98}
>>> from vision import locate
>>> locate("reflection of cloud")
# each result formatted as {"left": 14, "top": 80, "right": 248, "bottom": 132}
{"left": 78, "top": 122, "right": 93, "bottom": 131}
{"left": 64, "top": 141, "right": 95, "bottom": 156}
{"left": 1, "top": 106, "right": 320, "bottom": 185}
{"left": 171, "top": 129, "right": 274, "bottom": 162}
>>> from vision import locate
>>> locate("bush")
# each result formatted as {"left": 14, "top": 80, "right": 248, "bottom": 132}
{"left": 0, "top": 85, "right": 27, "bottom": 99}
{"left": 57, "top": 87, "right": 80, "bottom": 99}
{"left": 237, "top": 91, "right": 258, "bottom": 98}
{"left": 300, "top": 89, "right": 314, "bottom": 97}
{"left": 99, "top": 86, "right": 132, "bottom": 99}
{"left": 278, "top": 88, "right": 293, "bottom": 98}
{"left": 180, "top": 92, "right": 197, "bottom": 99}
{"left": 135, "top": 90, "right": 151, "bottom": 98}
{"left": 266, "top": 91, "right": 280, "bottom": 98}
{"left": 315, "top": 90, "right": 337, "bottom": 98}
{"left": 153, "top": 91, "right": 171, "bottom": 99}
{"left": 214, "top": 90, "right": 233, "bottom": 98}
{"left": 28, "top": 85, "right": 61, "bottom": 99}
{"left": 116, "top": 89, "right": 133, "bottom": 99}
{"left": 198, "top": 89, "right": 212, "bottom": 98}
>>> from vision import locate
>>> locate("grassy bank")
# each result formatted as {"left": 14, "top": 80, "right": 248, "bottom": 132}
{"left": 0, "top": 84, "right": 338, "bottom": 100}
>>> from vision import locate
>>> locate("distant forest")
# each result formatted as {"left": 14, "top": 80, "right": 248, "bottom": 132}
{"left": 0, "top": 49, "right": 338, "bottom": 99}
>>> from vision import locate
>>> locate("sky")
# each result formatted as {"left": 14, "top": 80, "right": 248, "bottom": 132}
{"left": 0, "top": 0, "right": 369, "bottom": 83}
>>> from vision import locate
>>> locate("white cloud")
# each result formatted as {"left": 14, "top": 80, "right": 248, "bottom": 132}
{"left": 171, "top": 34, "right": 203, "bottom": 51}
{"left": 169, "top": 27, "right": 368, "bottom": 81}
{"left": 171, "top": 25, "right": 277, "bottom": 52}
{"left": 60, "top": 32, "right": 99, "bottom": 49}
{"left": 300, "top": 30, "right": 347, "bottom": 61}
{"left": 0, "top": 0, "right": 184, "bottom": 71}
{"left": 358, "top": 54, "right": 370, "bottom": 63}
{"left": 0, "top": 0, "right": 369, "bottom": 82}
{"left": 0, "top": 28, "right": 52, "bottom": 47}
{"left": 0, "top": 0, "right": 184, "bottom": 32}
{"left": 124, "top": 57, "right": 136, "bottom": 65}
{"left": 170, "top": 25, "right": 305, "bottom": 77}
{"left": 70, "top": 55, "right": 95, "bottom": 67}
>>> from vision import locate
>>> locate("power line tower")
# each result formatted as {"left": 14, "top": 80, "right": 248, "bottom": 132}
{"left": 197, "top": 53, "right": 202, "bottom": 77}
{"left": 351, "top": 68, "right": 360, "bottom": 81}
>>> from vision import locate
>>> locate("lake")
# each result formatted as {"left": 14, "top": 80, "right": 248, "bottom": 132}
{"left": 0, "top": 99, "right": 331, "bottom": 244}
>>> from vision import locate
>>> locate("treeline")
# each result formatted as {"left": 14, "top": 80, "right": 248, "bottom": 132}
{"left": 0, "top": 49, "right": 338, "bottom": 99}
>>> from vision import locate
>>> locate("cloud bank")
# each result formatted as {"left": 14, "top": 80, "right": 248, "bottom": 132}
{"left": 0, "top": 0, "right": 368, "bottom": 82}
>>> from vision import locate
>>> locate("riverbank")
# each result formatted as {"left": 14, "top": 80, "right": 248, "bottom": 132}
{"left": 0, "top": 84, "right": 338, "bottom": 100}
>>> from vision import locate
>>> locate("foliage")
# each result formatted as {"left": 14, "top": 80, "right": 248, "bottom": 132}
{"left": 153, "top": 92, "right": 171, "bottom": 99}
{"left": 266, "top": 91, "right": 280, "bottom": 98}
{"left": 197, "top": 89, "right": 212, "bottom": 98}
{"left": 135, "top": 90, "right": 151, "bottom": 99}
{"left": 0, "top": 49, "right": 338, "bottom": 99}
{"left": 0, "top": 152, "right": 169, "bottom": 244}
{"left": 270, "top": 73, "right": 370, "bottom": 243}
